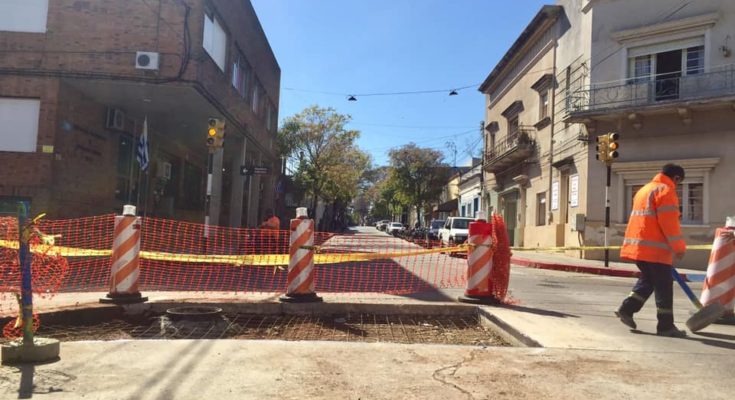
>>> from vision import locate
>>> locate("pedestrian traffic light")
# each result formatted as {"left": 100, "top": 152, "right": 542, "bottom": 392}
{"left": 606, "top": 132, "right": 620, "bottom": 161}
{"left": 595, "top": 134, "right": 609, "bottom": 162}
{"left": 206, "top": 117, "right": 225, "bottom": 150}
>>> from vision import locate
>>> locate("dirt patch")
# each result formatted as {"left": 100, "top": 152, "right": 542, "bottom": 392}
{"left": 4, "top": 312, "right": 509, "bottom": 346}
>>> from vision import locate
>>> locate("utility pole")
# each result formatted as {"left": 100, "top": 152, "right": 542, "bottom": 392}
{"left": 445, "top": 141, "right": 457, "bottom": 167}
{"left": 205, "top": 118, "right": 225, "bottom": 237}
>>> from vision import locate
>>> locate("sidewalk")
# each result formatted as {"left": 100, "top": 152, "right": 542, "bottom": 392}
{"left": 511, "top": 251, "right": 706, "bottom": 281}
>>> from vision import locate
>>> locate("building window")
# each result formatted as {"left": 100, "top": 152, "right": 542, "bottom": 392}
{"left": 0, "top": 0, "right": 48, "bottom": 33}
{"left": 508, "top": 115, "right": 519, "bottom": 137}
{"left": 251, "top": 79, "right": 261, "bottom": 114}
{"left": 627, "top": 38, "right": 705, "bottom": 96}
{"left": 461, "top": 205, "right": 466, "bottom": 217}
{"left": 624, "top": 180, "right": 703, "bottom": 225}
{"left": 0, "top": 98, "right": 40, "bottom": 152}
{"left": 677, "top": 181, "right": 704, "bottom": 224}
{"left": 182, "top": 162, "right": 202, "bottom": 209}
{"left": 539, "top": 91, "right": 549, "bottom": 119}
{"left": 686, "top": 46, "right": 704, "bottom": 75}
{"left": 203, "top": 13, "right": 227, "bottom": 71}
{"left": 231, "top": 55, "right": 251, "bottom": 99}
{"left": 0, "top": 196, "right": 31, "bottom": 214}
{"left": 265, "top": 102, "right": 273, "bottom": 132}
{"left": 536, "top": 192, "right": 546, "bottom": 226}
{"left": 473, "top": 197, "right": 479, "bottom": 218}
{"left": 629, "top": 55, "right": 652, "bottom": 84}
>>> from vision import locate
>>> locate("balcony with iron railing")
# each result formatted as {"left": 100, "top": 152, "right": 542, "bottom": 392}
{"left": 568, "top": 64, "right": 735, "bottom": 116}
{"left": 484, "top": 127, "right": 535, "bottom": 174}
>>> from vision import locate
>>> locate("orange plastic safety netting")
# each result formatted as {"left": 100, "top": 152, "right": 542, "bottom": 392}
{"left": 1, "top": 216, "right": 71, "bottom": 337}
{"left": 490, "top": 214, "right": 512, "bottom": 301}
{"left": 0, "top": 215, "right": 471, "bottom": 296}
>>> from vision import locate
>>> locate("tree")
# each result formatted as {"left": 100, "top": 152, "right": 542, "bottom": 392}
{"left": 279, "top": 106, "right": 369, "bottom": 228}
{"left": 387, "top": 143, "right": 450, "bottom": 226}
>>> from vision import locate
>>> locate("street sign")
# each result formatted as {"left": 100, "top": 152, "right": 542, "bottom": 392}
{"left": 240, "top": 166, "right": 269, "bottom": 176}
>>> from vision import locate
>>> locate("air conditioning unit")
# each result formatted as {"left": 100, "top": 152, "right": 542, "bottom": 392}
{"left": 106, "top": 108, "right": 125, "bottom": 130}
{"left": 157, "top": 161, "right": 172, "bottom": 180}
{"left": 135, "top": 51, "right": 160, "bottom": 70}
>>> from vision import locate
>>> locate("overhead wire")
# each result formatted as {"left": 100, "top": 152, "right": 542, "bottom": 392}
{"left": 284, "top": 83, "right": 480, "bottom": 98}
{"left": 360, "top": 128, "right": 478, "bottom": 153}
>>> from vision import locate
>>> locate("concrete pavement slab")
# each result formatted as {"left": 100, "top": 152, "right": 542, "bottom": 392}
{"left": 2, "top": 340, "right": 734, "bottom": 400}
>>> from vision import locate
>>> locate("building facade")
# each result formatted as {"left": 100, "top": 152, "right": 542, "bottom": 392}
{"left": 479, "top": 6, "right": 563, "bottom": 247}
{"left": 565, "top": 0, "right": 735, "bottom": 267}
{"left": 0, "top": 0, "right": 280, "bottom": 228}
{"left": 479, "top": 0, "right": 734, "bottom": 268}
{"left": 458, "top": 159, "right": 483, "bottom": 219}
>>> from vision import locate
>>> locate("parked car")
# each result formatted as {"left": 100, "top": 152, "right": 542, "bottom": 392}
{"left": 387, "top": 222, "right": 404, "bottom": 236}
{"left": 376, "top": 220, "right": 390, "bottom": 231}
{"left": 427, "top": 219, "right": 445, "bottom": 240}
{"left": 437, "top": 217, "right": 474, "bottom": 249}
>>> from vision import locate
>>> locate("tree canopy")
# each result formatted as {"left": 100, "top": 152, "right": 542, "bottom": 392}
{"left": 386, "top": 143, "right": 450, "bottom": 225}
{"left": 278, "top": 106, "right": 370, "bottom": 220}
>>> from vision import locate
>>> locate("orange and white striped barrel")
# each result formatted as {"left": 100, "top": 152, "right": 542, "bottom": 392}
{"left": 700, "top": 227, "right": 735, "bottom": 316}
{"left": 101, "top": 206, "right": 147, "bottom": 304}
{"left": 281, "top": 208, "right": 322, "bottom": 303}
{"left": 459, "top": 214, "right": 496, "bottom": 304}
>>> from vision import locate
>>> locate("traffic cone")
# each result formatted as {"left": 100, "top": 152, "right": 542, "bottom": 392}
{"left": 280, "top": 207, "right": 322, "bottom": 303}
{"left": 101, "top": 205, "right": 147, "bottom": 304}
{"left": 459, "top": 212, "right": 497, "bottom": 304}
{"left": 700, "top": 217, "right": 735, "bottom": 324}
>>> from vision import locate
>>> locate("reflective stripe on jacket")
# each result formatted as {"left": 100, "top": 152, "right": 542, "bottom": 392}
{"left": 620, "top": 173, "right": 686, "bottom": 265}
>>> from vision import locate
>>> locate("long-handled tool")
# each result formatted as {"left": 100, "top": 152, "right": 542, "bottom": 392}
{"left": 672, "top": 268, "right": 725, "bottom": 332}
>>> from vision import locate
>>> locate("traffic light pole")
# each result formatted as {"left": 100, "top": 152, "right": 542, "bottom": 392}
{"left": 204, "top": 151, "right": 213, "bottom": 238}
{"left": 604, "top": 163, "right": 611, "bottom": 267}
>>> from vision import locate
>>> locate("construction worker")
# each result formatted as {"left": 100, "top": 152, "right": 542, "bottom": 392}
{"left": 616, "top": 164, "right": 687, "bottom": 337}
{"left": 258, "top": 209, "right": 281, "bottom": 253}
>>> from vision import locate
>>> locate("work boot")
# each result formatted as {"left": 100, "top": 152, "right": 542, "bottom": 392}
{"left": 656, "top": 327, "right": 687, "bottom": 338}
{"left": 615, "top": 310, "right": 637, "bottom": 329}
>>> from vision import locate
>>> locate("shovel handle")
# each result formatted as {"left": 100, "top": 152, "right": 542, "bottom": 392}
{"left": 672, "top": 268, "right": 703, "bottom": 309}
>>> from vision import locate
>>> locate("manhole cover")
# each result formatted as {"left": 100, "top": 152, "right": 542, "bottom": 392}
{"left": 166, "top": 306, "right": 223, "bottom": 320}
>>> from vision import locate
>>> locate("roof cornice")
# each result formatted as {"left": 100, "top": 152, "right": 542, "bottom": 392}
{"left": 478, "top": 5, "right": 563, "bottom": 93}
{"left": 611, "top": 12, "right": 720, "bottom": 43}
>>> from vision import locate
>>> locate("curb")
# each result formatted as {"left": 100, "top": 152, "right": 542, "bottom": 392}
{"left": 511, "top": 257, "right": 701, "bottom": 282}
{"left": 511, "top": 257, "right": 640, "bottom": 278}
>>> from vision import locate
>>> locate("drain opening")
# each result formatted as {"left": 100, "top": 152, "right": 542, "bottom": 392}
{"left": 166, "top": 306, "right": 223, "bottom": 321}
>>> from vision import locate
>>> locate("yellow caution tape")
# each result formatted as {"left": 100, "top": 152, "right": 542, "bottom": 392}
{"left": 0, "top": 239, "right": 468, "bottom": 266}
{"left": 511, "top": 244, "right": 712, "bottom": 251}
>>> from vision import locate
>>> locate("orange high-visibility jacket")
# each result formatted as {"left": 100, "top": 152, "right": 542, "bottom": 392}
{"left": 620, "top": 173, "right": 686, "bottom": 265}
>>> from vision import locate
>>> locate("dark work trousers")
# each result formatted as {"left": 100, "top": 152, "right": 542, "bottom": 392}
{"left": 619, "top": 261, "right": 675, "bottom": 332}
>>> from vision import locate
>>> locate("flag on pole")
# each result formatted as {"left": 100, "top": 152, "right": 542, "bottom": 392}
{"left": 137, "top": 117, "right": 149, "bottom": 171}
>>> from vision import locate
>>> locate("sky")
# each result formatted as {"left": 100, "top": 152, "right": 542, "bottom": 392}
{"left": 251, "top": 0, "right": 548, "bottom": 167}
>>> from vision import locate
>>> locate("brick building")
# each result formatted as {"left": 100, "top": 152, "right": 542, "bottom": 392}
{"left": 0, "top": 0, "right": 280, "bottom": 227}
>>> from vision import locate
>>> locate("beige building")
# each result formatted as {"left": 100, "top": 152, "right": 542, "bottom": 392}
{"left": 480, "top": 0, "right": 734, "bottom": 268}
{"left": 433, "top": 168, "right": 468, "bottom": 221}
{"left": 479, "top": 6, "right": 563, "bottom": 247}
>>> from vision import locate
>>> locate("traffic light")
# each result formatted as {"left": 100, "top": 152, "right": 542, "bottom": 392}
{"left": 595, "top": 134, "right": 609, "bottom": 162}
{"left": 606, "top": 132, "right": 620, "bottom": 161}
{"left": 206, "top": 117, "right": 225, "bottom": 150}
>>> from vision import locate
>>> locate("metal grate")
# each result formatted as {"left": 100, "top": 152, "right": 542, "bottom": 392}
{"left": 28, "top": 313, "right": 509, "bottom": 346}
